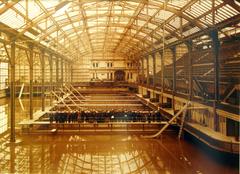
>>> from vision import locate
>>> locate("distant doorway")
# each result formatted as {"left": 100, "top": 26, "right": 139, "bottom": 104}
{"left": 114, "top": 70, "right": 125, "bottom": 81}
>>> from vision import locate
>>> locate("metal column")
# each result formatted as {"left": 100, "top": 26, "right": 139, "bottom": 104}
{"left": 29, "top": 44, "right": 33, "bottom": 119}
{"left": 40, "top": 50, "right": 45, "bottom": 111}
{"left": 210, "top": 29, "right": 220, "bottom": 131}
{"left": 187, "top": 41, "right": 193, "bottom": 100}
{"left": 160, "top": 51, "right": 164, "bottom": 105}
{"left": 49, "top": 54, "right": 53, "bottom": 105}
{"left": 64, "top": 60, "right": 67, "bottom": 84}
{"left": 66, "top": 62, "right": 69, "bottom": 83}
{"left": 137, "top": 59, "right": 140, "bottom": 83}
{"left": 61, "top": 57, "right": 64, "bottom": 86}
{"left": 10, "top": 40, "right": 16, "bottom": 142}
{"left": 152, "top": 54, "right": 156, "bottom": 86}
{"left": 187, "top": 41, "right": 193, "bottom": 130}
{"left": 141, "top": 57, "right": 144, "bottom": 84}
{"left": 70, "top": 65, "right": 73, "bottom": 83}
{"left": 146, "top": 56, "right": 150, "bottom": 85}
{"left": 69, "top": 65, "right": 71, "bottom": 83}
{"left": 171, "top": 47, "right": 176, "bottom": 111}
{"left": 56, "top": 57, "right": 59, "bottom": 88}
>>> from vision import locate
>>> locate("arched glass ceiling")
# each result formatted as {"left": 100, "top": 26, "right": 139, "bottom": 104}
{"left": 0, "top": 0, "right": 239, "bottom": 60}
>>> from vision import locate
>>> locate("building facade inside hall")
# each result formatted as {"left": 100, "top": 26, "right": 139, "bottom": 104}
{"left": 0, "top": 0, "right": 239, "bottom": 173}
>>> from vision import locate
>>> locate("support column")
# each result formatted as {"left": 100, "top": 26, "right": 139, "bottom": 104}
{"left": 40, "top": 50, "right": 45, "bottom": 111}
{"left": 70, "top": 65, "right": 73, "bottom": 83}
{"left": 10, "top": 40, "right": 16, "bottom": 142}
{"left": 56, "top": 57, "right": 59, "bottom": 88}
{"left": 10, "top": 145, "right": 15, "bottom": 172}
{"left": 66, "top": 62, "right": 69, "bottom": 84}
{"left": 67, "top": 62, "right": 70, "bottom": 84}
{"left": 152, "top": 54, "right": 156, "bottom": 87}
{"left": 61, "top": 57, "right": 64, "bottom": 86}
{"left": 210, "top": 29, "right": 220, "bottom": 131}
{"left": 49, "top": 54, "right": 53, "bottom": 105}
{"left": 28, "top": 44, "right": 33, "bottom": 120}
{"left": 160, "top": 51, "right": 164, "bottom": 105}
{"left": 64, "top": 60, "right": 67, "bottom": 84}
{"left": 187, "top": 42, "right": 193, "bottom": 100}
{"left": 137, "top": 60, "right": 140, "bottom": 84}
{"left": 186, "top": 41, "right": 193, "bottom": 128}
{"left": 141, "top": 57, "right": 144, "bottom": 84}
{"left": 171, "top": 47, "right": 176, "bottom": 111}
{"left": 146, "top": 56, "right": 150, "bottom": 85}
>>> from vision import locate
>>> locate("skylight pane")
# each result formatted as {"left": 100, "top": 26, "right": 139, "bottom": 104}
{"left": 0, "top": 9, "right": 25, "bottom": 29}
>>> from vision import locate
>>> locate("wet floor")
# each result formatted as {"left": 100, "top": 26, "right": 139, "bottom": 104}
{"left": 0, "top": 97, "right": 239, "bottom": 174}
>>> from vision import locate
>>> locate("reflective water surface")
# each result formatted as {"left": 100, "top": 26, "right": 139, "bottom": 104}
{"left": 0, "top": 97, "right": 238, "bottom": 174}
{"left": 0, "top": 133, "right": 238, "bottom": 174}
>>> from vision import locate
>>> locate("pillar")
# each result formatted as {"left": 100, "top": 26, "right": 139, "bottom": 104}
{"left": 210, "top": 29, "right": 220, "bottom": 131}
{"left": 67, "top": 62, "right": 71, "bottom": 83}
{"left": 137, "top": 60, "right": 140, "bottom": 83}
{"left": 152, "top": 54, "right": 156, "bottom": 86}
{"left": 10, "top": 145, "right": 15, "bottom": 172}
{"left": 66, "top": 62, "right": 69, "bottom": 83}
{"left": 64, "top": 60, "right": 67, "bottom": 84}
{"left": 29, "top": 44, "right": 33, "bottom": 120}
{"left": 146, "top": 56, "right": 149, "bottom": 85}
{"left": 171, "top": 47, "right": 176, "bottom": 111}
{"left": 56, "top": 57, "right": 59, "bottom": 88}
{"left": 160, "top": 51, "right": 164, "bottom": 105}
{"left": 61, "top": 57, "right": 64, "bottom": 86}
{"left": 40, "top": 50, "right": 45, "bottom": 111}
{"left": 70, "top": 65, "right": 73, "bottom": 83}
{"left": 10, "top": 40, "right": 16, "bottom": 142}
{"left": 141, "top": 57, "right": 144, "bottom": 84}
{"left": 49, "top": 54, "right": 53, "bottom": 105}
{"left": 187, "top": 41, "right": 193, "bottom": 100}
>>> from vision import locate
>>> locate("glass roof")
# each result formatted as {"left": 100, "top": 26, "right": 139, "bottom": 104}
{"left": 0, "top": 0, "right": 239, "bottom": 60}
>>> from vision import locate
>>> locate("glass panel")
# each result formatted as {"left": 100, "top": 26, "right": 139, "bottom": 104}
{"left": 0, "top": 9, "right": 25, "bottom": 29}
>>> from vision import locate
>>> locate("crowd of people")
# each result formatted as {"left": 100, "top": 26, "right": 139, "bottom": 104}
{"left": 48, "top": 110, "right": 162, "bottom": 123}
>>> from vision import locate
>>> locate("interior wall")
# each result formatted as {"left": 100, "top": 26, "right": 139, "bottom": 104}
{"left": 72, "top": 52, "right": 138, "bottom": 82}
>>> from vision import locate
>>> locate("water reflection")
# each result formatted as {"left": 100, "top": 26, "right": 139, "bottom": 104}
{"left": 0, "top": 104, "right": 8, "bottom": 134}
{"left": 0, "top": 96, "right": 238, "bottom": 173}
{"left": 0, "top": 134, "right": 238, "bottom": 174}
{"left": 0, "top": 135, "right": 187, "bottom": 174}
{"left": 0, "top": 97, "right": 51, "bottom": 136}
{"left": 18, "top": 98, "right": 25, "bottom": 111}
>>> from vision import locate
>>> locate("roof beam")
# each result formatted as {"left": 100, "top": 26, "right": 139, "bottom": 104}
{"left": 102, "top": 1, "right": 114, "bottom": 56}
{"left": 223, "top": 0, "right": 240, "bottom": 12}
{"left": 65, "top": 11, "right": 89, "bottom": 53}
{"left": 0, "top": 0, "right": 19, "bottom": 15}
{"left": 113, "top": 0, "right": 146, "bottom": 52}
{"left": 78, "top": 2, "right": 93, "bottom": 52}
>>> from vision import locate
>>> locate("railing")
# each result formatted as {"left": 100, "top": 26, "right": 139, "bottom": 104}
{"left": 21, "top": 122, "right": 167, "bottom": 134}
